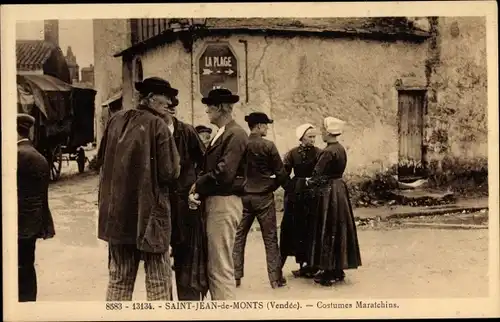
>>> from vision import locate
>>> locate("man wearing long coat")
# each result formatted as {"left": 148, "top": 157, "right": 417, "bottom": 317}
{"left": 97, "top": 77, "right": 181, "bottom": 301}
{"left": 162, "top": 98, "right": 208, "bottom": 301}
{"left": 17, "top": 113, "right": 56, "bottom": 302}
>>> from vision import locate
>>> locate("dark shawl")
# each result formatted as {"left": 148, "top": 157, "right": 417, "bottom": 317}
{"left": 279, "top": 144, "right": 322, "bottom": 263}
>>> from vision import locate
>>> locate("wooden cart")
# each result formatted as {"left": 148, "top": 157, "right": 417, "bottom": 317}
{"left": 17, "top": 74, "right": 96, "bottom": 181}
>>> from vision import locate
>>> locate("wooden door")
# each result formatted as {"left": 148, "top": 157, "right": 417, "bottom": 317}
{"left": 397, "top": 90, "right": 426, "bottom": 182}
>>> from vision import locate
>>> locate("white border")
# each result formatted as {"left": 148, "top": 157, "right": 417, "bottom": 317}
{"left": 2, "top": 2, "right": 499, "bottom": 320}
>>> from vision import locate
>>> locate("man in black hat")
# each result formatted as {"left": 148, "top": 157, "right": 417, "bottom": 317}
{"left": 232, "top": 112, "right": 288, "bottom": 289}
{"left": 97, "top": 77, "right": 181, "bottom": 301}
{"left": 195, "top": 125, "right": 213, "bottom": 147}
{"left": 160, "top": 89, "right": 208, "bottom": 301}
{"left": 17, "top": 113, "right": 56, "bottom": 302}
{"left": 188, "top": 88, "right": 248, "bottom": 300}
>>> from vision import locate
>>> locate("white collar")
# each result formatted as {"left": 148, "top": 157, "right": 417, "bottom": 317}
{"left": 167, "top": 123, "right": 175, "bottom": 134}
{"left": 210, "top": 126, "right": 226, "bottom": 146}
{"left": 17, "top": 138, "right": 30, "bottom": 144}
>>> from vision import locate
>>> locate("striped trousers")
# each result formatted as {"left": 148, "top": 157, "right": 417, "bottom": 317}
{"left": 106, "top": 243, "right": 172, "bottom": 301}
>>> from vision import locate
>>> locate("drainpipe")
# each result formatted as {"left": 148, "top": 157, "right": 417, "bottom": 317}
{"left": 238, "top": 39, "right": 249, "bottom": 103}
{"left": 190, "top": 42, "right": 195, "bottom": 126}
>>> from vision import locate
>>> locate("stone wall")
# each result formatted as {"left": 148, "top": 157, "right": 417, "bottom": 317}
{"left": 130, "top": 34, "right": 428, "bottom": 175}
{"left": 93, "top": 19, "right": 131, "bottom": 144}
{"left": 425, "top": 17, "right": 487, "bottom": 163}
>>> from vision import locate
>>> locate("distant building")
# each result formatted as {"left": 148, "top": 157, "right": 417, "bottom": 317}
{"left": 81, "top": 64, "right": 95, "bottom": 86}
{"left": 16, "top": 20, "right": 71, "bottom": 84}
{"left": 65, "top": 46, "right": 80, "bottom": 84}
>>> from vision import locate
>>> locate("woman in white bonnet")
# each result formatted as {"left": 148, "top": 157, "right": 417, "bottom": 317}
{"left": 305, "top": 117, "right": 362, "bottom": 286}
{"left": 279, "top": 123, "right": 322, "bottom": 278}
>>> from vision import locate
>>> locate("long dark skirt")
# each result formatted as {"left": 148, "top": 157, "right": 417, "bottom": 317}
{"left": 170, "top": 192, "right": 209, "bottom": 298}
{"left": 279, "top": 179, "right": 316, "bottom": 264}
{"left": 308, "top": 179, "right": 362, "bottom": 271}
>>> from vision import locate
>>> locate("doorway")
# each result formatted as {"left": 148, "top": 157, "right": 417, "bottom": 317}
{"left": 397, "top": 90, "right": 427, "bottom": 182}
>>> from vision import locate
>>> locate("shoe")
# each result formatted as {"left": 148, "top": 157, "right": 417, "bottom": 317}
{"left": 313, "top": 271, "right": 336, "bottom": 287}
{"left": 334, "top": 271, "right": 346, "bottom": 282}
{"left": 292, "top": 265, "right": 318, "bottom": 278}
{"left": 235, "top": 279, "right": 241, "bottom": 287}
{"left": 271, "top": 277, "right": 287, "bottom": 289}
{"left": 292, "top": 269, "right": 302, "bottom": 278}
{"left": 317, "top": 278, "right": 335, "bottom": 287}
{"left": 304, "top": 267, "right": 320, "bottom": 279}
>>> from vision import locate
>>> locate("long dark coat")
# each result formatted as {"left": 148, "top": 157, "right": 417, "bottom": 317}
{"left": 195, "top": 120, "right": 249, "bottom": 197}
{"left": 97, "top": 108, "right": 180, "bottom": 254}
{"left": 307, "top": 142, "right": 362, "bottom": 271}
{"left": 17, "top": 140, "right": 55, "bottom": 240}
{"left": 279, "top": 145, "right": 322, "bottom": 264}
{"left": 169, "top": 117, "right": 209, "bottom": 296}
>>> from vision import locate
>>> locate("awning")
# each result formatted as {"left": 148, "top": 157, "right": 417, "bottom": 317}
{"left": 17, "top": 74, "right": 72, "bottom": 92}
{"left": 16, "top": 74, "right": 72, "bottom": 120}
{"left": 101, "top": 90, "right": 122, "bottom": 107}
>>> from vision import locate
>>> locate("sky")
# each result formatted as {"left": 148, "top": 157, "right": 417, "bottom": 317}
{"left": 16, "top": 19, "right": 94, "bottom": 75}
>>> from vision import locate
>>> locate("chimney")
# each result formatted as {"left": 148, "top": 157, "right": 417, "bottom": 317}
{"left": 44, "top": 20, "right": 59, "bottom": 46}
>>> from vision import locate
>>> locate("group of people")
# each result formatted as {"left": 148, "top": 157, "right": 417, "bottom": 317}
{"left": 16, "top": 75, "right": 361, "bottom": 303}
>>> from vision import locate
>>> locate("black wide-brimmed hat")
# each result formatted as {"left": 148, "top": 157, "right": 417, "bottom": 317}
{"left": 135, "top": 77, "right": 179, "bottom": 97}
{"left": 195, "top": 125, "right": 213, "bottom": 134}
{"left": 201, "top": 88, "right": 239, "bottom": 105}
{"left": 244, "top": 112, "right": 274, "bottom": 125}
{"left": 17, "top": 113, "right": 35, "bottom": 131}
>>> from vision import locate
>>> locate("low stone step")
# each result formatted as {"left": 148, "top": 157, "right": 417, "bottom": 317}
{"left": 387, "top": 188, "right": 457, "bottom": 206}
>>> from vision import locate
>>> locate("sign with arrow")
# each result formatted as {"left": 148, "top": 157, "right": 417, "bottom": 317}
{"left": 198, "top": 42, "right": 239, "bottom": 97}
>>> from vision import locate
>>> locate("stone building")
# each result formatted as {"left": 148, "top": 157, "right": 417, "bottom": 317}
{"left": 93, "top": 17, "right": 487, "bottom": 180}
{"left": 81, "top": 64, "right": 95, "bottom": 86}
{"left": 93, "top": 19, "right": 131, "bottom": 143}
{"left": 65, "top": 46, "right": 80, "bottom": 83}
{"left": 16, "top": 20, "right": 71, "bottom": 84}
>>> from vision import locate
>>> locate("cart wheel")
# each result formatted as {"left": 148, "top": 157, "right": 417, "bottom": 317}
{"left": 50, "top": 144, "right": 63, "bottom": 181}
{"left": 77, "top": 148, "right": 86, "bottom": 173}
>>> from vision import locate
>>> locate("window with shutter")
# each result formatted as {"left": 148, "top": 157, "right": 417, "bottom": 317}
{"left": 130, "top": 18, "right": 170, "bottom": 45}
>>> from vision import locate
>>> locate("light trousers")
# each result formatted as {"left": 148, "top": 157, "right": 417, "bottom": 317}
{"left": 204, "top": 195, "right": 243, "bottom": 300}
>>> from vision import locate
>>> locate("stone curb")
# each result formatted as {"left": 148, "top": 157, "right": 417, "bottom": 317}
{"left": 398, "top": 222, "right": 488, "bottom": 230}
{"left": 249, "top": 206, "right": 489, "bottom": 232}
{"left": 382, "top": 206, "right": 489, "bottom": 221}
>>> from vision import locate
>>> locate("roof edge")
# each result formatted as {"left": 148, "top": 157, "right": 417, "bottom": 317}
{"left": 114, "top": 26, "right": 430, "bottom": 58}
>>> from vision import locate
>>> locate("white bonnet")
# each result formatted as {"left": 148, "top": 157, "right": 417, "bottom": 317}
{"left": 295, "top": 123, "right": 314, "bottom": 141}
{"left": 323, "top": 117, "right": 345, "bottom": 136}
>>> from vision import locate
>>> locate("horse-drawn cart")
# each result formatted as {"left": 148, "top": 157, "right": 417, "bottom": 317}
{"left": 17, "top": 74, "right": 96, "bottom": 181}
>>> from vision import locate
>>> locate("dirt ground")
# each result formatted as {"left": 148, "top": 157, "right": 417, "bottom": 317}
{"left": 34, "top": 165, "right": 489, "bottom": 301}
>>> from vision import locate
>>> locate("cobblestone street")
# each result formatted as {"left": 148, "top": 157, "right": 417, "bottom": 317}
{"left": 35, "top": 164, "right": 489, "bottom": 301}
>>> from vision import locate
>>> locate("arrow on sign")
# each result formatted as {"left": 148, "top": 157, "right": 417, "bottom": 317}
{"left": 224, "top": 69, "right": 234, "bottom": 75}
{"left": 202, "top": 69, "right": 213, "bottom": 75}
